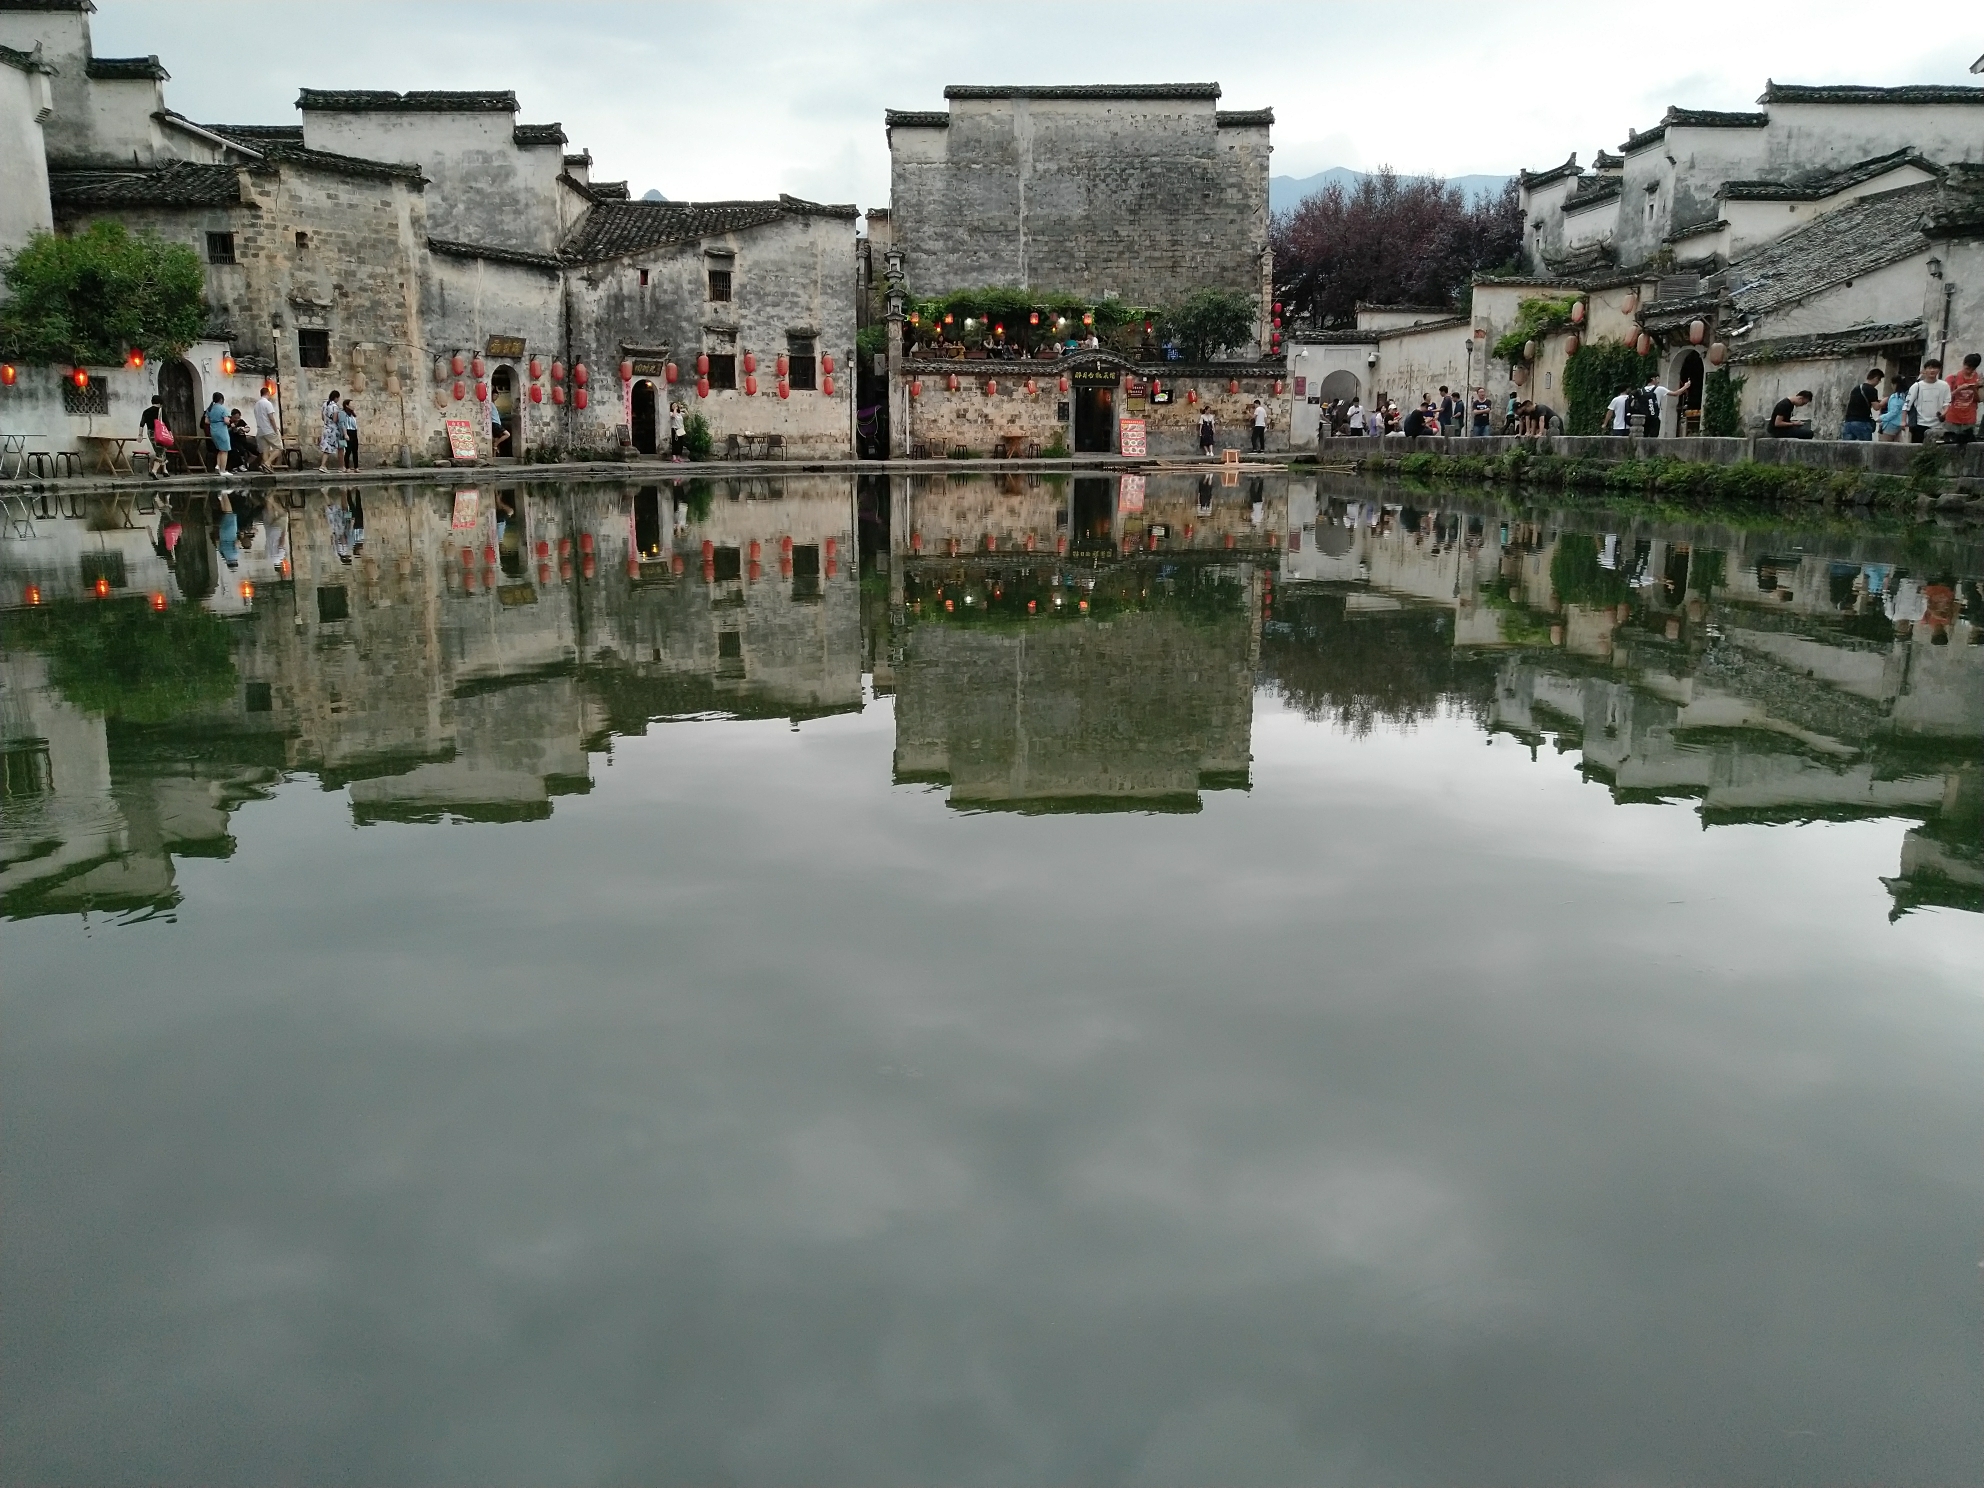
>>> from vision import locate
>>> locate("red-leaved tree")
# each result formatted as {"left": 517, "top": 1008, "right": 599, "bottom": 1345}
{"left": 1271, "top": 170, "right": 1522, "bottom": 328}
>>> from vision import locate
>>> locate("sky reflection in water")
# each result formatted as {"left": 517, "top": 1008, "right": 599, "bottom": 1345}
{"left": 2, "top": 473, "right": 1980, "bottom": 1485}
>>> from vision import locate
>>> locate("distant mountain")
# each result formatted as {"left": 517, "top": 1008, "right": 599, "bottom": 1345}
{"left": 1270, "top": 168, "right": 1511, "bottom": 216}
{"left": 641, "top": 188, "right": 667, "bottom": 202}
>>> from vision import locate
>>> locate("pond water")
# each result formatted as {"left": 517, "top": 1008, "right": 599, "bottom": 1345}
{"left": 3, "top": 473, "right": 1981, "bottom": 1485}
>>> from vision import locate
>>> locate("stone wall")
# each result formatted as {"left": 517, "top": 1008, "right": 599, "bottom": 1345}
{"left": 888, "top": 88, "right": 1270, "bottom": 335}
{"left": 0, "top": 344, "right": 266, "bottom": 463}
{"left": 0, "top": 48, "right": 52, "bottom": 255}
{"left": 419, "top": 252, "right": 564, "bottom": 459}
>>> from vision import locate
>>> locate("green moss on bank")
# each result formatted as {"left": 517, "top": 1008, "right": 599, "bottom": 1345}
{"left": 1366, "top": 449, "right": 1920, "bottom": 509}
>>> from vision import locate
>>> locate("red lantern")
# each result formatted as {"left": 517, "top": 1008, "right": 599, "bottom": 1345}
{"left": 550, "top": 359, "right": 565, "bottom": 382}
{"left": 1273, "top": 380, "right": 1284, "bottom": 395}
{"left": 745, "top": 374, "right": 758, "bottom": 395}
{"left": 985, "top": 379, "right": 997, "bottom": 396}
{"left": 1, "top": 363, "right": 16, "bottom": 386}
{"left": 1057, "top": 376, "right": 1069, "bottom": 393}
{"left": 453, "top": 379, "right": 465, "bottom": 400}
{"left": 69, "top": 366, "right": 89, "bottom": 388}
{"left": 664, "top": 362, "right": 677, "bottom": 383}
{"left": 470, "top": 356, "right": 485, "bottom": 378}
{"left": 575, "top": 386, "right": 589, "bottom": 409}
{"left": 1029, "top": 312, "right": 1039, "bottom": 326}
{"left": 743, "top": 352, "right": 757, "bottom": 375}
{"left": 1688, "top": 318, "right": 1706, "bottom": 345}
{"left": 821, "top": 355, "right": 835, "bottom": 375}
{"left": 220, "top": 353, "right": 236, "bottom": 376}
{"left": 451, "top": 353, "right": 466, "bottom": 376}
{"left": 1025, "top": 378, "right": 1037, "bottom": 395}
{"left": 1228, "top": 379, "right": 1239, "bottom": 395}
{"left": 1707, "top": 341, "right": 1728, "bottom": 366}
{"left": 1570, "top": 300, "right": 1586, "bottom": 325}
{"left": 1082, "top": 311, "right": 1093, "bottom": 326}
{"left": 822, "top": 375, "right": 834, "bottom": 396}
{"left": 475, "top": 380, "right": 488, "bottom": 402}
{"left": 1187, "top": 389, "right": 1197, "bottom": 404}
{"left": 1621, "top": 292, "right": 1640, "bottom": 315}
{"left": 551, "top": 384, "right": 566, "bottom": 405}
{"left": 1635, "top": 331, "right": 1653, "bottom": 356}
{"left": 948, "top": 373, "right": 960, "bottom": 392}
{"left": 1565, "top": 333, "right": 1581, "bottom": 356}
{"left": 696, "top": 354, "right": 710, "bottom": 376}
{"left": 775, "top": 353, "right": 789, "bottom": 377}
{"left": 1272, "top": 317, "right": 1282, "bottom": 330}
{"left": 529, "top": 357, "right": 543, "bottom": 379}
{"left": 126, "top": 348, "right": 145, "bottom": 371}
{"left": 620, "top": 359, "right": 633, "bottom": 383}
{"left": 697, "top": 377, "right": 710, "bottom": 398}
{"left": 778, "top": 379, "right": 790, "bottom": 399}
{"left": 573, "top": 362, "right": 589, "bottom": 387}
{"left": 529, "top": 383, "right": 543, "bottom": 403}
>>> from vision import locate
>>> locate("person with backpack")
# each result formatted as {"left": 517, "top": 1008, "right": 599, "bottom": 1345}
{"left": 138, "top": 394, "right": 172, "bottom": 478}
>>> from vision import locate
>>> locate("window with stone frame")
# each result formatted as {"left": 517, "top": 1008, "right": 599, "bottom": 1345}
{"left": 786, "top": 334, "right": 817, "bottom": 391}
{"left": 706, "top": 353, "right": 737, "bottom": 390}
{"left": 297, "top": 328, "right": 331, "bottom": 368}
{"left": 206, "top": 231, "right": 235, "bottom": 265}
{"left": 707, "top": 267, "right": 732, "bottom": 302}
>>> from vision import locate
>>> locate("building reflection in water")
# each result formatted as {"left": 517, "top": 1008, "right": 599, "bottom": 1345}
{"left": 2, "top": 472, "right": 1979, "bottom": 920}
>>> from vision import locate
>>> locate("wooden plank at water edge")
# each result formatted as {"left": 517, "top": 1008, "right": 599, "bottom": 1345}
{"left": 1119, "top": 418, "right": 1146, "bottom": 457}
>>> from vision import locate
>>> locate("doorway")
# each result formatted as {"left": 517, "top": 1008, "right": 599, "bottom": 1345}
{"left": 491, "top": 365, "right": 519, "bottom": 456}
{"left": 159, "top": 358, "right": 199, "bottom": 447}
{"left": 1073, "top": 382, "right": 1115, "bottom": 453}
{"left": 1070, "top": 475, "right": 1115, "bottom": 553}
{"left": 631, "top": 379, "right": 659, "bottom": 454}
{"left": 1673, "top": 351, "right": 1704, "bottom": 435}
{"left": 633, "top": 485, "right": 663, "bottom": 558}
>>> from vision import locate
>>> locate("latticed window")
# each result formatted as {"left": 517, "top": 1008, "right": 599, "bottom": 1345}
{"left": 61, "top": 379, "right": 108, "bottom": 416}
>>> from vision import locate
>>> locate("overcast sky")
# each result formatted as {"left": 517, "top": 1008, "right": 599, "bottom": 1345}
{"left": 93, "top": 3, "right": 1974, "bottom": 210}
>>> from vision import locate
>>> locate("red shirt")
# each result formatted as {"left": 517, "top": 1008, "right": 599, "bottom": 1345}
{"left": 1946, "top": 367, "right": 1979, "bottom": 427}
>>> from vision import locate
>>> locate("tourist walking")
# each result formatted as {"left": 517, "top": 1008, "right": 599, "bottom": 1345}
{"left": 253, "top": 384, "right": 280, "bottom": 469}
{"left": 1198, "top": 404, "right": 1216, "bottom": 456}
{"left": 204, "top": 393, "right": 232, "bottom": 472}
{"left": 1942, "top": 352, "right": 1980, "bottom": 445}
{"left": 1840, "top": 367, "right": 1884, "bottom": 441}
{"left": 1250, "top": 399, "right": 1268, "bottom": 452}
{"left": 139, "top": 394, "right": 171, "bottom": 478}
{"left": 317, "top": 390, "right": 343, "bottom": 472}
{"left": 1904, "top": 361, "right": 1950, "bottom": 442}
{"left": 340, "top": 399, "right": 359, "bottom": 469}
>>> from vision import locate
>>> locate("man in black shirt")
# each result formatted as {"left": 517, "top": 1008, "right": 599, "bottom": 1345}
{"left": 1402, "top": 404, "right": 1429, "bottom": 438}
{"left": 1840, "top": 368, "right": 1882, "bottom": 440}
{"left": 1769, "top": 390, "right": 1813, "bottom": 438}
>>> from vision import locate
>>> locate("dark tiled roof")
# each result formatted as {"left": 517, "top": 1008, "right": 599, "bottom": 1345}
{"left": 1591, "top": 150, "right": 1624, "bottom": 171}
{"left": 513, "top": 122, "right": 566, "bottom": 147}
{"left": 1519, "top": 154, "right": 1580, "bottom": 188}
{"left": 1561, "top": 176, "right": 1622, "bottom": 215}
{"left": 1621, "top": 124, "right": 1666, "bottom": 153}
{"left": 1921, "top": 164, "right": 1984, "bottom": 234}
{"left": 86, "top": 54, "right": 166, "bottom": 81}
{"left": 1726, "top": 183, "right": 1937, "bottom": 315}
{"left": 590, "top": 180, "right": 629, "bottom": 199}
{"left": 1665, "top": 218, "right": 1729, "bottom": 243}
{"left": 560, "top": 195, "right": 854, "bottom": 264}
{"left": 206, "top": 123, "right": 303, "bottom": 142}
{"left": 207, "top": 125, "right": 426, "bottom": 182}
{"left": 885, "top": 109, "right": 948, "bottom": 128}
{"left": 1664, "top": 106, "right": 1767, "bottom": 128}
{"left": 0, "top": 1, "right": 94, "bottom": 10}
{"left": 49, "top": 161, "right": 239, "bottom": 208}
{"left": 562, "top": 150, "right": 591, "bottom": 169}
{"left": 557, "top": 171, "right": 600, "bottom": 201}
{"left": 0, "top": 42, "right": 56, "bottom": 74}
{"left": 427, "top": 237, "right": 563, "bottom": 272}
{"left": 1758, "top": 82, "right": 1984, "bottom": 105}
{"left": 1215, "top": 108, "right": 1274, "bottom": 127}
{"left": 1541, "top": 241, "right": 1618, "bottom": 277}
{"left": 1727, "top": 319, "right": 1925, "bottom": 365}
{"left": 1354, "top": 302, "right": 1453, "bottom": 313}
{"left": 1720, "top": 148, "right": 1937, "bottom": 201}
{"left": 296, "top": 88, "right": 516, "bottom": 113}
{"left": 945, "top": 83, "right": 1222, "bottom": 100}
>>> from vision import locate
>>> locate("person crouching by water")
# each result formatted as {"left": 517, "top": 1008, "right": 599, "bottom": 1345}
{"left": 317, "top": 390, "right": 343, "bottom": 472}
{"left": 205, "top": 392, "right": 232, "bottom": 472}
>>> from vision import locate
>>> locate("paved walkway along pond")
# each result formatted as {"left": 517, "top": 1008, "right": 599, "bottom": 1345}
{"left": 3, "top": 473, "right": 1981, "bottom": 1483}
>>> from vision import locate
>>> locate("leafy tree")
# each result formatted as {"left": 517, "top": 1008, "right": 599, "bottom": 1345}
{"left": 1162, "top": 289, "right": 1257, "bottom": 362}
{"left": 1271, "top": 171, "right": 1523, "bottom": 327}
{"left": 0, "top": 222, "right": 206, "bottom": 365}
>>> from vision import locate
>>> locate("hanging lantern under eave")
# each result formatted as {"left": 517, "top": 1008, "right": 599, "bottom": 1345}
{"left": 775, "top": 353, "right": 788, "bottom": 377}
{"left": 1523, "top": 339, "right": 1538, "bottom": 362}
{"left": 452, "top": 352, "right": 466, "bottom": 376}
{"left": 948, "top": 373, "right": 961, "bottom": 392}
{"left": 909, "top": 379, "right": 922, "bottom": 399}
{"left": 220, "top": 353, "right": 236, "bottom": 376}
{"left": 1186, "top": 388, "right": 1197, "bottom": 404}
{"left": 1273, "top": 379, "right": 1284, "bottom": 396}
{"left": 1707, "top": 341, "right": 1727, "bottom": 366}
{"left": 470, "top": 355, "right": 485, "bottom": 378}
{"left": 1565, "top": 333, "right": 1582, "bottom": 356}
{"left": 1025, "top": 378, "right": 1037, "bottom": 396}
{"left": 1227, "top": 379, "right": 1240, "bottom": 395}
{"left": 1082, "top": 311, "right": 1093, "bottom": 326}
{"left": 742, "top": 352, "right": 757, "bottom": 375}
{"left": 1058, "top": 375, "right": 1069, "bottom": 393}
{"left": 529, "top": 356, "right": 542, "bottom": 380}
{"left": 1, "top": 363, "right": 17, "bottom": 386}
{"left": 1571, "top": 299, "right": 1587, "bottom": 324}
{"left": 126, "top": 348, "right": 145, "bottom": 371}
{"left": 664, "top": 362, "right": 678, "bottom": 384}
{"left": 433, "top": 357, "right": 448, "bottom": 383}
{"left": 1621, "top": 291, "right": 1640, "bottom": 315}
{"left": 621, "top": 359, "right": 634, "bottom": 383}
{"left": 1029, "top": 311, "right": 1039, "bottom": 326}
{"left": 984, "top": 379, "right": 996, "bottom": 396}
{"left": 821, "top": 354, "right": 834, "bottom": 375}
{"left": 695, "top": 353, "right": 710, "bottom": 377}
{"left": 1635, "top": 331, "right": 1653, "bottom": 356}
{"left": 1688, "top": 318, "right": 1707, "bottom": 345}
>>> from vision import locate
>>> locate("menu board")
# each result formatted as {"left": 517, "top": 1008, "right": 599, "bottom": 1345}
{"left": 445, "top": 418, "right": 479, "bottom": 462}
{"left": 1119, "top": 418, "right": 1147, "bottom": 457}
{"left": 1119, "top": 474, "right": 1146, "bottom": 512}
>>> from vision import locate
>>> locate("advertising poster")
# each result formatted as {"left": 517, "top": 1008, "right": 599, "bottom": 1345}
{"left": 1119, "top": 418, "right": 1147, "bottom": 457}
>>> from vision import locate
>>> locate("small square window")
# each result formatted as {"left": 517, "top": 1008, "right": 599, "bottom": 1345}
{"left": 294, "top": 231, "right": 309, "bottom": 249}
{"left": 707, "top": 268, "right": 732, "bottom": 302}
{"left": 316, "top": 585, "right": 349, "bottom": 623}
{"left": 705, "top": 353, "right": 737, "bottom": 390}
{"left": 206, "top": 231, "right": 235, "bottom": 264}
{"left": 787, "top": 336, "right": 816, "bottom": 392}
{"left": 244, "top": 681, "right": 273, "bottom": 713}
{"left": 298, "top": 329, "right": 330, "bottom": 368}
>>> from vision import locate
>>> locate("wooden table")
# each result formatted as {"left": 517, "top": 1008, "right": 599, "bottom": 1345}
{"left": 78, "top": 434, "right": 136, "bottom": 476}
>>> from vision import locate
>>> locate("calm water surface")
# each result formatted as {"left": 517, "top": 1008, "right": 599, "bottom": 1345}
{"left": 3, "top": 473, "right": 1981, "bottom": 1485}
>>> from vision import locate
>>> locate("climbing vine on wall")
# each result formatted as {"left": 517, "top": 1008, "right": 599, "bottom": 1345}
{"left": 1702, "top": 367, "right": 1745, "bottom": 437}
{"left": 1562, "top": 339, "right": 1657, "bottom": 435}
